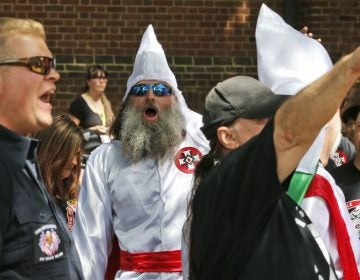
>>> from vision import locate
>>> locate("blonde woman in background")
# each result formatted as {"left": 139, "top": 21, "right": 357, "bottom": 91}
{"left": 69, "top": 65, "right": 114, "bottom": 136}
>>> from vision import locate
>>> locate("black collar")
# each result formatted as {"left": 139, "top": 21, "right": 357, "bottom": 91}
{"left": 0, "top": 124, "right": 38, "bottom": 169}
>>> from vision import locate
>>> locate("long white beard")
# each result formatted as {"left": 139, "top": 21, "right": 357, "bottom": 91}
{"left": 120, "top": 103, "right": 185, "bottom": 163}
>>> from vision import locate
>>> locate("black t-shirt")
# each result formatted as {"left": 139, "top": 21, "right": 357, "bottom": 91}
{"left": 190, "top": 121, "right": 336, "bottom": 280}
{"left": 69, "top": 95, "right": 103, "bottom": 129}
{"left": 326, "top": 136, "right": 356, "bottom": 171}
{"left": 331, "top": 160, "right": 360, "bottom": 239}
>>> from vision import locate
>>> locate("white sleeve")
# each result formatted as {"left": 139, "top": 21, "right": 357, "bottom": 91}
{"left": 72, "top": 153, "right": 114, "bottom": 280}
{"left": 302, "top": 167, "right": 360, "bottom": 279}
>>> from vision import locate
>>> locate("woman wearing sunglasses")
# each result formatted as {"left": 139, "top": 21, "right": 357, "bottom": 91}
{"left": 69, "top": 65, "right": 114, "bottom": 132}
{"left": 69, "top": 65, "right": 114, "bottom": 152}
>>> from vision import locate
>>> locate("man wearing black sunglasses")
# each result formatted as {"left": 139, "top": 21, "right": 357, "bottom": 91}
{"left": 73, "top": 25, "right": 209, "bottom": 280}
{"left": 0, "top": 18, "right": 83, "bottom": 279}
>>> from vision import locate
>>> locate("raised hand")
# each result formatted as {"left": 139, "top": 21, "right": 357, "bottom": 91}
{"left": 299, "top": 26, "right": 322, "bottom": 43}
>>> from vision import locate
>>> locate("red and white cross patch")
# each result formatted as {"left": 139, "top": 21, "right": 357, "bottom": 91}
{"left": 174, "top": 147, "right": 202, "bottom": 174}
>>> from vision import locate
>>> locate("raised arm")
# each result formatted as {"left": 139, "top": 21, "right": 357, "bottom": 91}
{"left": 275, "top": 47, "right": 360, "bottom": 182}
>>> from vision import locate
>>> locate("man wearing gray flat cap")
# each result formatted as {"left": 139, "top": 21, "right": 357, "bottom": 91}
{"left": 181, "top": 2, "right": 360, "bottom": 279}
{"left": 201, "top": 75, "right": 287, "bottom": 141}
{"left": 184, "top": 41, "right": 360, "bottom": 279}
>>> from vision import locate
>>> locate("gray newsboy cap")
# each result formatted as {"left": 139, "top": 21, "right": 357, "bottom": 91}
{"left": 201, "top": 76, "right": 288, "bottom": 139}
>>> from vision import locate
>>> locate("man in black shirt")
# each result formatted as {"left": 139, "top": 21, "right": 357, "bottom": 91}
{"left": 0, "top": 18, "right": 83, "bottom": 279}
{"left": 341, "top": 104, "right": 360, "bottom": 142}
{"left": 187, "top": 42, "right": 360, "bottom": 279}
{"left": 326, "top": 135, "right": 356, "bottom": 171}
{"left": 332, "top": 112, "right": 360, "bottom": 240}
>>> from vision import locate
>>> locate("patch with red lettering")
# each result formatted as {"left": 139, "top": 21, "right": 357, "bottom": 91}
{"left": 33, "top": 224, "right": 65, "bottom": 264}
{"left": 66, "top": 199, "right": 78, "bottom": 231}
{"left": 174, "top": 147, "right": 202, "bottom": 174}
{"left": 331, "top": 150, "right": 349, "bottom": 167}
{"left": 346, "top": 199, "right": 360, "bottom": 238}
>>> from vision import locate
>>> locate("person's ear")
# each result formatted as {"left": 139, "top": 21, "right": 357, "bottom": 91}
{"left": 216, "top": 126, "right": 239, "bottom": 150}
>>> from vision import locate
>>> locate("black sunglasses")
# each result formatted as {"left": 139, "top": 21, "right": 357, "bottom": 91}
{"left": 0, "top": 56, "right": 56, "bottom": 75}
{"left": 129, "top": 83, "right": 173, "bottom": 97}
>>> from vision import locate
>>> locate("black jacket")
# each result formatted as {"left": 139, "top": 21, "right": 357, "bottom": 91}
{"left": 0, "top": 124, "right": 83, "bottom": 280}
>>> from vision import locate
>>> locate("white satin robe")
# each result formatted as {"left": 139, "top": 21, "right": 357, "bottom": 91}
{"left": 301, "top": 164, "right": 360, "bottom": 279}
{"left": 73, "top": 112, "right": 209, "bottom": 280}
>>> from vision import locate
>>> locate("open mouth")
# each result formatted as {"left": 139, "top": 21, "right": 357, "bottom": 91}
{"left": 143, "top": 106, "right": 159, "bottom": 121}
{"left": 41, "top": 88, "right": 55, "bottom": 102}
{"left": 40, "top": 93, "right": 52, "bottom": 103}
{"left": 38, "top": 90, "right": 55, "bottom": 113}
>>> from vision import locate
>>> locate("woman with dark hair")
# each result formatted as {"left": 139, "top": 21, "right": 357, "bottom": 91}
{"left": 69, "top": 65, "right": 114, "bottom": 136}
{"left": 34, "top": 114, "right": 84, "bottom": 230}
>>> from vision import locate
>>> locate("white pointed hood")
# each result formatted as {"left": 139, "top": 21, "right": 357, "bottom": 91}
{"left": 124, "top": 24, "right": 208, "bottom": 149}
{"left": 255, "top": 4, "right": 333, "bottom": 174}
{"left": 123, "top": 25, "right": 191, "bottom": 119}
{"left": 124, "top": 24, "right": 178, "bottom": 99}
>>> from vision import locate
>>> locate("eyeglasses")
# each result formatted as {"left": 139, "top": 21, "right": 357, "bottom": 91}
{"left": 91, "top": 75, "right": 108, "bottom": 80}
{"left": 129, "top": 83, "right": 173, "bottom": 97}
{"left": 0, "top": 56, "right": 56, "bottom": 75}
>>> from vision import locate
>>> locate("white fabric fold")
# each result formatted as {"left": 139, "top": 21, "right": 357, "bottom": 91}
{"left": 256, "top": 3, "right": 333, "bottom": 96}
{"left": 256, "top": 3, "right": 333, "bottom": 175}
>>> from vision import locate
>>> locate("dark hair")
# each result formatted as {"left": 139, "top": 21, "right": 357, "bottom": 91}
{"left": 34, "top": 115, "right": 84, "bottom": 201}
{"left": 341, "top": 104, "right": 360, "bottom": 124}
{"left": 86, "top": 64, "right": 108, "bottom": 80}
{"left": 187, "top": 118, "right": 241, "bottom": 279}
{"left": 109, "top": 98, "right": 130, "bottom": 140}
{"left": 185, "top": 137, "right": 222, "bottom": 280}
{"left": 188, "top": 118, "right": 239, "bottom": 217}
{"left": 82, "top": 65, "right": 108, "bottom": 92}
{"left": 81, "top": 65, "right": 114, "bottom": 125}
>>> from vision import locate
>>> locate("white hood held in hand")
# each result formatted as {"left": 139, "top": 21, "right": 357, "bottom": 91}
{"left": 124, "top": 24, "right": 178, "bottom": 101}
{"left": 256, "top": 3, "right": 333, "bottom": 96}
{"left": 255, "top": 3, "right": 333, "bottom": 174}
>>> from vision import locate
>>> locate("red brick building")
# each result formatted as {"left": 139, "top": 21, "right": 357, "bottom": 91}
{"left": 1, "top": 0, "right": 359, "bottom": 114}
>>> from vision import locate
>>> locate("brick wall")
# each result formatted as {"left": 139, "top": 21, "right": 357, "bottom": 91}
{"left": 0, "top": 0, "right": 359, "bottom": 114}
{"left": 297, "top": 0, "right": 360, "bottom": 108}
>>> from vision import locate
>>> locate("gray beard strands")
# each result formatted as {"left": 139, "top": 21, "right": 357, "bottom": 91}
{"left": 119, "top": 103, "right": 185, "bottom": 163}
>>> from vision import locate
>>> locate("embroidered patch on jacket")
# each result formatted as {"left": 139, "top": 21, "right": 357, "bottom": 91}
{"left": 66, "top": 199, "right": 78, "bottom": 231}
{"left": 347, "top": 199, "right": 360, "bottom": 238}
{"left": 174, "top": 147, "right": 202, "bottom": 174}
{"left": 34, "top": 224, "right": 65, "bottom": 263}
{"left": 331, "top": 150, "right": 348, "bottom": 167}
